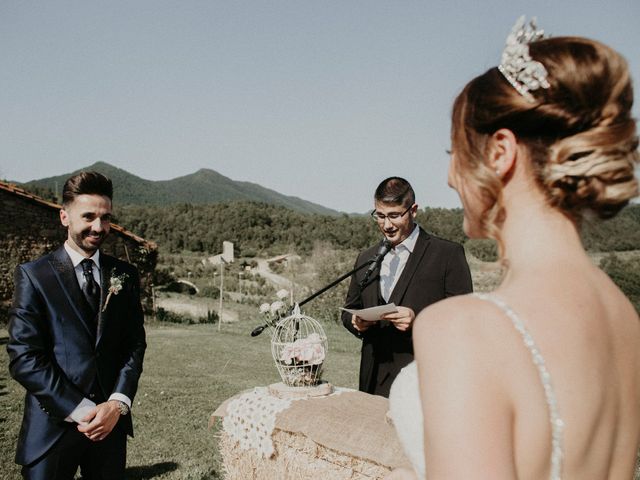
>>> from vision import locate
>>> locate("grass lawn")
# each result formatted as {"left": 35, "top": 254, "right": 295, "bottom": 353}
{"left": 0, "top": 315, "right": 361, "bottom": 479}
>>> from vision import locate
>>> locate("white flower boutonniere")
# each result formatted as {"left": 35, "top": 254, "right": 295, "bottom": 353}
{"left": 102, "top": 272, "right": 128, "bottom": 312}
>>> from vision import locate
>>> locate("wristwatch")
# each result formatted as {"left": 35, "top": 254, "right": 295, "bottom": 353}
{"left": 116, "top": 401, "right": 130, "bottom": 416}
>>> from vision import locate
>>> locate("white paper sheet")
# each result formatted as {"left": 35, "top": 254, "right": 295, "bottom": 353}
{"left": 340, "top": 303, "right": 398, "bottom": 321}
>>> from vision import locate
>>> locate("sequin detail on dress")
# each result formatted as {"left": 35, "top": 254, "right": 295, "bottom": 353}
{"left": 475, "top": 293, "right": 564, "bottom": 480}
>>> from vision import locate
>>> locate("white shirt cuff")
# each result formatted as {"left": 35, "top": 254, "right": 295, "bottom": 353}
{"left": 108, "top": 393, "right": 132, "bottom": 409}
{"left": 65, "top": 397, "right": 97, "bottom": 424}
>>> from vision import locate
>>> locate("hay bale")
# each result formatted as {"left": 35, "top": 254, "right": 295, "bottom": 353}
{"left": 218, "top": 429, "right": 392, "bottom": 479}
{"left": 213, "top": 390, "right": 411, "bottom": 480}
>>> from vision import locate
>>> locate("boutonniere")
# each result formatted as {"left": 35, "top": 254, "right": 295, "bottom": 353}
{"left": 102, "top": 272, "right": 128, "bottom": 312}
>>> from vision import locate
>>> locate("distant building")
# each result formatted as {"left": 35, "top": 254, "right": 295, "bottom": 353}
{"left": 208, "top": 241, "right": 234, "bottom": 265}
{"left": 266, "top": 254, "right": 292, "bottom": 267}
{"left": 0, "top": 180, "right": 158, "bottom": 319}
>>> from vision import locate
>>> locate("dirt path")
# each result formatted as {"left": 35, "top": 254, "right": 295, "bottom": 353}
{"left": 255, "top": 258, "right": 295, "bottom": 288}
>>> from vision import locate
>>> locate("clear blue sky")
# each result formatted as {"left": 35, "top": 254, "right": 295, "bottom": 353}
{"left": 2, "top": 1, "right": 639, "bottom": 213}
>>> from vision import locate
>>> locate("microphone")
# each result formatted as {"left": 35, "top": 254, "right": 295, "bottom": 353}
{"left": 251, "top": 325, "right": 267, "bottom": 337}
{"left": 359, "top": 239, "right": 392, "bottom": 289}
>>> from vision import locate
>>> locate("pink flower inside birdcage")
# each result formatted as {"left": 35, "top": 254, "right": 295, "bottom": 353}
{"left": 271, "top": 305, "right": 328, "bottom": 387}
{"left": 279, "top": 333, "right": 325, "bottom": 366}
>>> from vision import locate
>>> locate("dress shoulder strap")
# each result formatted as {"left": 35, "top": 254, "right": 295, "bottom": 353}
{"left": 473, "top": 293, "right": 564, "bottom": 480}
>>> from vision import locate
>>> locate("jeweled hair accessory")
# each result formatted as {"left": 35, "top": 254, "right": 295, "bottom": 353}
{"left": 498, "top": 16, "right": 550, "bottom": 103}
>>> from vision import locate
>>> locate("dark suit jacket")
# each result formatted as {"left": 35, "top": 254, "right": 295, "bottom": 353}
{"left": 7, "top": 247, "right": 146, "bottom": 466}
{"left": 342, "top": 228, "right": 472, "bottom": 397}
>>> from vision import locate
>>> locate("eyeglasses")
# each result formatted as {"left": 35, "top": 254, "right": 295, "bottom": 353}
{"left": 370, "top": 204, "right": 413, "bottom": 223}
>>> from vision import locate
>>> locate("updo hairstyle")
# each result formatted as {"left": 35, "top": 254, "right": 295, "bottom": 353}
{"left": 451, "top": 36, "right": 639, "bottom": 243}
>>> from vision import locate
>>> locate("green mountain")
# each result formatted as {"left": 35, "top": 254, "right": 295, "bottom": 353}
{"left": 20, "top": 162, "right": 339, "bottom": 215}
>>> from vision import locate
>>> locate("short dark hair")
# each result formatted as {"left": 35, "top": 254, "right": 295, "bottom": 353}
{"left": 374, "top": 177, "right": 415, "bottom": 206}
{"left": 62, "top": 171, "right": 113, "bottom": 206}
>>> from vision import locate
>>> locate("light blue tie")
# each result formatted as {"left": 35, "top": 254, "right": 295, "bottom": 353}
{"left": 383, "top": 250, "right": 400, "bottom": 301}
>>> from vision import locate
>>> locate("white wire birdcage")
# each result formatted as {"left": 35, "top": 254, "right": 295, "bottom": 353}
{"left": 270, "top": 304, "right": 328, "bottom": 387}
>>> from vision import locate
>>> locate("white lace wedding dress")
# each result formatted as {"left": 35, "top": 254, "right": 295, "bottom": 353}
{"left": 388, "top": 293, "right": 564, "bottom": 480}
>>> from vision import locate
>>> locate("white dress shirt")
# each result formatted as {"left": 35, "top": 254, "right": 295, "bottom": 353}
{"left": 63, "top": 242, "right": 131, "bottom": 423}
{"left": 379, "top": 225, "right": 420, "bottom": 302}
{"left": 64, "top": 242, "right": 101, "bottom": 287}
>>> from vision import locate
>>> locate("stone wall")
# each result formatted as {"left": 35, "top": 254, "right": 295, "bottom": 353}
{"left": 0, "top": 186, "right": 157, "bottom": 321}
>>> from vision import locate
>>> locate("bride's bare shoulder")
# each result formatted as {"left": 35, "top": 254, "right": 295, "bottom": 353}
{"left": 412, "top": 294, "right": 508, "bottom": 353}
{"left": 412, "top": 294, "right": 518, "bottom": 407}
{"left": 414, "top": 293, "right": 498, "bottom": 325}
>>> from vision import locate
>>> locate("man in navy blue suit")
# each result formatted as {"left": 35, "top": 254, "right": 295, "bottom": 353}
{"left": 7, "top": 172, "right": 146, "bottom": 479}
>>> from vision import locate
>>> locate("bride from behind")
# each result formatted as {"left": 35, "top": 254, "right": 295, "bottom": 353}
{"left": 388, "top": 18, "right": 640, "bottom": 480}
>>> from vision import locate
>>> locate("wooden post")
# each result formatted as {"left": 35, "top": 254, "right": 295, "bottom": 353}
{"left": 151, "top": 285, "right": 156, "bottom": 321}
{"left": 218, "top": 260, "right": 225, "bottom": 331}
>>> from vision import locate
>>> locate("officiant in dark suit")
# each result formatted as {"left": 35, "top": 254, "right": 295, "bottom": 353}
{"left": 7, "top": 172, "right": 146, "bottom": 479}
{"left": 342, "top": 177, "right": 472, "bottom": 397}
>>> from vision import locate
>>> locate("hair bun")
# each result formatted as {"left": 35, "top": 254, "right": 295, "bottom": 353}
{"left": 545, "top": 127, "right": 639, "bottom": 218}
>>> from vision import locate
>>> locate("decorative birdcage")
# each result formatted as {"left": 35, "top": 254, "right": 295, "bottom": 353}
{"left": 270, "top": 304, "right": 328, "bottom": 387}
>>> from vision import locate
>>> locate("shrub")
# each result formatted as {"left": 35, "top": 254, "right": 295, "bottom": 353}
{"left": 152, "top": 267, "right": 177, "bottom": 286}
{"left": 465, "top": 239, "right": 498, "bottom": 262}
{"left": 201, "top": 309, "right": 219, "bottom": 324}
{"left": 600, "top": 254, "right": 640, "bottom": 313}
{"left": 0, "top": 302, "right": 9, "bottom": 326}
{"left": 269, "top": 262, "right": 285, "bottom": 274}
{"left": 155, "top": 307, "right": 219, "bottom": 325}
{"left": 162, "top": 281, "right": 197, "bottom": 295}
{"left": 156, "top": 307, "right": 195, "bottom": 324}
{"left": 198, "top": 285, "right": 220, "bottom": 299}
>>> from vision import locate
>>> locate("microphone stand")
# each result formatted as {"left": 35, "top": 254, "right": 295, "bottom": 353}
{"left": 250, "top": 259, "right": 376, "bottom": 337}
{"left": 298, "top": 260, "right": 373, "bottom": 309}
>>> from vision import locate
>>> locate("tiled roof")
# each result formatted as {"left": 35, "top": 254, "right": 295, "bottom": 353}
{"left": 0, "top": 180, "right": 157, "bottom": 250}
{"left": 0, "top": 180, "right": 61, "bottom": 209}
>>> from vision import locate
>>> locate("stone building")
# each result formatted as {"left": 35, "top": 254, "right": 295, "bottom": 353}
{"left": 0, "top": 180, "right": 157, "bottom": 320}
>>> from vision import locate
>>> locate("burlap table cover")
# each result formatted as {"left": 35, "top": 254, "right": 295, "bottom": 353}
{"left": 211, "top": 389, "right": 411, "bottom": 479}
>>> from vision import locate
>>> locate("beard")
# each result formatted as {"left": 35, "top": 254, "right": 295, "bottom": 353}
{"left": 69, "top": 228, "right": 107, "bottom": 255}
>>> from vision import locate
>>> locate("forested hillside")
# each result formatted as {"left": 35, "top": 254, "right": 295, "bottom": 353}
{"left": 18, "top": 162, "right": 339, "bottom": 215}
{"left": 114, "top": 202, "right": 640, "bottom": 312}
{"left": 115, "top": 202, "right": 377, "bottom": 256}
{"left": 114, "top": 202, "right": 640, "bottom": 257}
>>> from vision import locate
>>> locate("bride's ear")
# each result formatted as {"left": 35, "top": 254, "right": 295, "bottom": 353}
{"left": 487, "top": 128, "right": 517, "bottom": 180}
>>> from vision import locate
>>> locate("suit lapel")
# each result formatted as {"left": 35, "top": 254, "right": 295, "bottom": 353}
{"left": 360, "top": 242, "right": 385, "bottom": 307}
{"left": 96, "top": 254, "right": 114, "bottom": 346}
{"left": 388, "top": 229, "right": 431, "bottom": 305}
{"left": 363, "top": 276, "right": 381, "bottom": 307}
{"left": 49, "top": 247, "right": 96, "bottom": 338}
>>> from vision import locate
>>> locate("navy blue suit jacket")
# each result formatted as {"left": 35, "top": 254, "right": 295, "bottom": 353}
{"left": 342, "top": 228, "right": 473, "bottom": 397}
{"left": 7, "top": 247, "right": 146, "bottom": 466}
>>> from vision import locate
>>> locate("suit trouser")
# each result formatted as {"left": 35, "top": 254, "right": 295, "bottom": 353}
{"left": 21, "top": 423, "right": 126, "bottom": 480}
